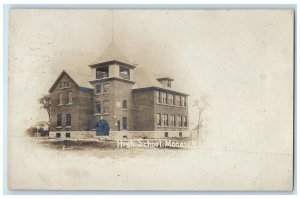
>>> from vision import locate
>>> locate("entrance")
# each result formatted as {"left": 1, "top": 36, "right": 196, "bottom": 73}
{"left": 96, "top": 119, "right": 110, "bottom": 136}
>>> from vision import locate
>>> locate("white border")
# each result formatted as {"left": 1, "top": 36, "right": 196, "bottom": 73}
{"left": 0, "top": 0, "right": 298, "bottom": 198}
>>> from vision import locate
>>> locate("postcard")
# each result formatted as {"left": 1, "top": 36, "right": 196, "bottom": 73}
{"left": 8, "top": 9, "right": 294, "bottom": 191}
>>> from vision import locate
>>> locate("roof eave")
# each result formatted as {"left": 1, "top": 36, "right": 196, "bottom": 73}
{"left": 132, "top": 86, "right": 189, "bottom": 96}
{"left": 89, "top": 60, "right": 136, "bottom": 69}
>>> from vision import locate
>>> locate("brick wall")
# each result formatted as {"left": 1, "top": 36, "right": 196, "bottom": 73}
{"left": 49, "top": 74, "right": 94, "bottom": 132}
{"left": 91, "top": 78, "right": 135, "bottom": 131}
{"left": 132, "top": 90, "right": 155, "bottom": 131}
{"left": 154, "top": 102, "right": 189, "bottom": 131}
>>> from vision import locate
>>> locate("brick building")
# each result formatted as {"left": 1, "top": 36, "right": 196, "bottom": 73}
{"left": 48, "top": 43, "right": 189, "bottom": 139}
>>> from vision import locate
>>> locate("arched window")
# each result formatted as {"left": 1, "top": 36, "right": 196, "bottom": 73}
{"left": 122, "top": 100, "right": 128, "bottom": 109}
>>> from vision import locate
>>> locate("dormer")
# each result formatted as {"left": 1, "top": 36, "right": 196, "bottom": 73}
{"left": 157, "top": 77, "right": 174, "bottom": 88}
{"left": 89, "top": 43, "right": 136, "bottom": 82}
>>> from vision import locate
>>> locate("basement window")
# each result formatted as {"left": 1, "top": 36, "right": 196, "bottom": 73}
{"left": 179, "top": 132, "right": 182, "bottom": 137}
{"left": 66, "top": 132, "right": 71, "bottom": 138}
{"left": 164, "top": 132, "right": 168, "bottom": 138}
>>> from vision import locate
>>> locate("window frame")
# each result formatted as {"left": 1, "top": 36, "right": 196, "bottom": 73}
{"left": 170, "top": 115, "right": 175, "bottom": 127}
{"left": 162, "top": 92, "right": 167, "bottom": 105}
{"left": 122, "top": 117, "right": 128, "bottom": 130}
{"left": 96, "top": 66, "right": 109, "bottom": 79}
{"left": 156, "top": 91, "right": 161, "bottom": 104}
{"left": 67, "top": 91, "right": 72, "bottom": 104}
{"left": 57, "top": 114, "right": 62, "bottom": 127}
{"left": 119, "top": 66, "right": 130, "bottom": 80}
{"left": 163, "top": 114, "right": 168, "bottom": 126}
{"left": 169, "top": 94, "right": 174, "bottom": 106}
{"left": 66, "top": 114, "right": 71, "bottom": 127}
{"left": 177, "top": 115, "right": 182, "bottom": 127}
{"left": 183, "top": 116, "right": 188, "bottom": 127}
{"left": 95, "top": 102, "right": 101, "bottom": 114}
{"left": 156, "top": 113, "right": 161, "bottom": 126}
{"left": 58, "top": 93, "right": 63, "bottom": 105}
{"left": 103, "top": 83, "right": 110, "bottom": 93}
{"left": 95, "top": 84, "right": 101, "bottom": 94}
{"left": 122, "top": 100, "right": 128, "bottom": 110}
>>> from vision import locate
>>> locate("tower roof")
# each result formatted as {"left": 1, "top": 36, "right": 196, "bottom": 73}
{"left": 89, "top": 42, "right": 135, "bottom": 67}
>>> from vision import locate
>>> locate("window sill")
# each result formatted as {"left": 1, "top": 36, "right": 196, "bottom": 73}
{"left": 57, "top": 104, "right": 63, "bottom": 106}
{"left": 94, "top": 113, "right": 110, "bottom": 116}
{"left": 56, "top": 126, "right": 62, "bottom": 129}
{"left": 66, "top": 126, "right": 71, "bottom": 128}
{"left": 59, "top": 87, "right": 71, "bottom": 89}
{"left": 94, "top": 93, "right": 101, "bottom": 95}
{"left": 65, "top": 103, "right": 72, "bottom": 106}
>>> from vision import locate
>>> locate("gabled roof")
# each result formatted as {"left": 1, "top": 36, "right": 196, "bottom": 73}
{"left": 89, "top": 42, "right": 134, "bottom": 67}
{"left": 132, "top": 67, "right": 188, "bottom": 96}
{"left": 48, "top": 70, "right": 93, "bottom": 92}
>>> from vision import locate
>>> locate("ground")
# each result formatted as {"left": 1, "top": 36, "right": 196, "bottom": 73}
{"left": 7, "top": 136, "right": 293, "bottom": 191}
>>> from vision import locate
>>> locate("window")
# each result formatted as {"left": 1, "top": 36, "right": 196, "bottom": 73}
{"left": 122, "top": 100, "right": 128, "bottom": 109}
{"left": 170, "top": 115, "right": 175, "bottom": 127}
{"left": 57, "top": 114, "right": 62, "bottom": 126}
{"left": 122, "top": 117, "right": 128, "bottom": 130}
{"left": 95, "top": 102, "right": 101, "bottom": 114}
{"left": 58, "top": 93, "right": 63, "bottom": 105}
{"left": 120, "top": 66, "right": 130, "bottom": 80}
{"left": 169, "top": 94, "right": 174, "bottom": 106}
{"left": 103, "top": 100, "right": 109, "bottom": 113}
{"left": 162, "top": 92, "right": 167, "bottom": 104}
{"left": 96, "top": 66, "right": 109, "bottom": 79}
{"left": 183, "top": 116, "right": 188, "bottom": 127}
{"left": 66, "top": 114, "right": 71, "bottom": 126}
{"left": 64, "top": 81, "right": 70, "bottom": 88}
{"left": 179, "top": 132, "right": 182, "bottom": 137}
{"left": 165, "top": 132, "right": 168, "bottom": 138}
{"left": 177, "top": 115, "right": 182, "bottom": 127}
{"left": 182, "top": 96, "right": 187, "bottom": 107}
{"left": 60, "top": 81, "right": 70, "bottom": 89}
{"left": 163, "top": 114, "right": 168, "bottom": 126}
{"left": 176, "top": 95, "right": 181, "bottom": 107}
{"left": 66, "top": 132, "right": 71, "bottom": 138}
{"left": 95, "top": 84, "right": 101, "bottom": 94}
{"left": 156, "top": 113, "right": 161, "bottom": 126}
{"left": 56, "top": 133, "right": 61, "bottom": 138}
{"left": 181, "top": 96, "right": 185, "bottom": 107}
{"left": 167, "top": 81, "right": 172, "bottom": 88}
{"left": 103, "top": 83, "right": 110, "bottom": 93}
{"left": 67, "top": 92, "right": 72, "bottom": 104}
{"left": 156, "top": 91, "right": 161, "bottom": 104}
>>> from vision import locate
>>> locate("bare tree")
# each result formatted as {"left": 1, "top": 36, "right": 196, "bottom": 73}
{"left": 193, "top": 95, "right": 209, "bottom": 145}
{"left": 39, "top": 94, "right": 51, "bottom": 121}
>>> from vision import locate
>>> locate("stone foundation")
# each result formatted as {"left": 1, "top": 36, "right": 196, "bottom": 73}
{"left": 49, "top": 130, "right": 190, "bottom": 140}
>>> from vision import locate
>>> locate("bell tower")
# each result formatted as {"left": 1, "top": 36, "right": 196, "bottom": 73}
{"left": 88, "top": 42, "right": 136, "bottom": 133}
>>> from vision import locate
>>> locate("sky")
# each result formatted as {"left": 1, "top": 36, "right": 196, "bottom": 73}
{"left": 9, "top": 9, "right": 294, "bottom": 153}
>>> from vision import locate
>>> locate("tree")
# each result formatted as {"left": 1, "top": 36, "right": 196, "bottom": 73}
{"left": 39, "top": 94, "right": 51, "bottom": 121}
{"left": 193, "top": 95, "right": 209, "bottom": 145}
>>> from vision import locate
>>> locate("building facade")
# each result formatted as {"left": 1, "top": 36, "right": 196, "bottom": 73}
{"left": 48, "top": 43, "right": 189, "bottom": 139}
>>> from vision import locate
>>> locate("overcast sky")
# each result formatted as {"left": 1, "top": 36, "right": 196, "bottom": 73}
{"left": 9, "top": 9, "right": 294, "bottom": 153}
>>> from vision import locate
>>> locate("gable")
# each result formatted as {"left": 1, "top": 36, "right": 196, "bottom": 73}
{"left": 48, "top": 71, "right": 80, "bottom": 93}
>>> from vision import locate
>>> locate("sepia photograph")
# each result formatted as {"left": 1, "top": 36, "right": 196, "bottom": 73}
{"left": 7, "top": 8, "right": 294, "bottom": 191}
